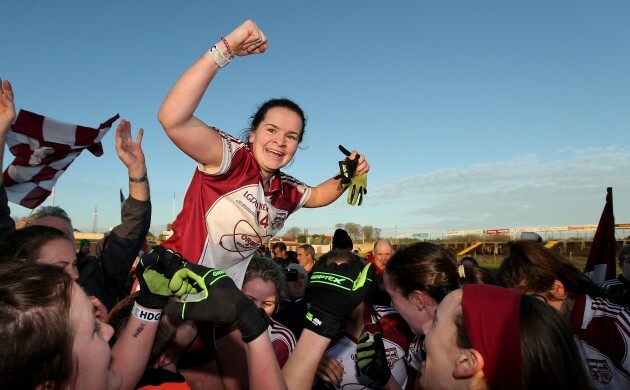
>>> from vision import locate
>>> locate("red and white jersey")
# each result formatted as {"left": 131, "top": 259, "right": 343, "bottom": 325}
{"left": 163, "top": 131, "right": 311, "bottom": 287}
{"left": 269, "top": 319, "right": 297, "bottom": 368}
{"left": 571, "top": 294, "right": 630, "bottom": 389}
{"left": 405, "top": 335, "right": 424, "bottom": 372}
{"left": 321, "top": 305, "right": 412, "bottom": 389}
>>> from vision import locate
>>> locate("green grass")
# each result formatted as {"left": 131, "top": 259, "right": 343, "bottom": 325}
{"left": 478, "top": 261, "right": 622, "bottom": 280}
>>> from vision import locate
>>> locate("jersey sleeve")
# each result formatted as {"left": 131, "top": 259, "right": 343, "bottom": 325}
{"left": 196, "top": 129, "right": 246, "bottom": 176}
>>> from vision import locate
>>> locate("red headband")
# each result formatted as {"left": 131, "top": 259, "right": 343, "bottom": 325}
{"left": 461, "top": 284, "right": 522, "bottom": 389}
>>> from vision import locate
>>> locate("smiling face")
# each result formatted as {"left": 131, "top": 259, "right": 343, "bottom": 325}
{"left": 69, "top": 283, "right": 121, "bottom": 390}
{"left": 242, "top": 276, "right": 279, "bottom": 316}
{"left": 36, "top": 238, "right": 79, "bottom": 281}
{"left": 248, "top": 106, "right": 303, "bottom": 183}
{"left": 419, "top": 289, "right": 464, "bottom": 390}
{"left": 286, "top": 272, "right": 307, "bottom": 299}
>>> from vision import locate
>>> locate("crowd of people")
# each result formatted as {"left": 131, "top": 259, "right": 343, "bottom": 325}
{"left": 1, "top": 19, "right": 629, "bottom": 390}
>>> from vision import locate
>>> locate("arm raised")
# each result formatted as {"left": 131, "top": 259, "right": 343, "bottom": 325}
{"left": 157, "top": 20, "right": 267, "bottom": 171}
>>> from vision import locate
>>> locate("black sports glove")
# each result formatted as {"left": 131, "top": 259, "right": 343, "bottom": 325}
{"left": 333, "top": 145, "right": 368, "bottom": 206}
{"left": 305, "top": 261, "right": 374, "bottom": 338}
{"left": 357, "top": 332, "right": 391, "bottom": 386}
{"left": 334, "top": 145, "right": 359, "bottom": 186}
{"left": 135, "top": 246, "right": 185, "bottom": 309}
{"left": 165, "top": 261, "right": 271, "bottom": 343}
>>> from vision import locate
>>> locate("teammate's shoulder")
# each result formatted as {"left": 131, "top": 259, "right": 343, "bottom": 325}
{"left": 590, "top": 296, "right": 630, "bottom": 321}
{"left": 271, "top": 319, "right": 297, "bottom": 341}
{"left": 600, "top": 278, "right": 623, "bottom": 290}
{"left": 373, "top": 305, "right": 398, "bottom": 317}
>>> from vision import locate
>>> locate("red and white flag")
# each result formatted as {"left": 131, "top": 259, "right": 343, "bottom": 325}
{"left": 2, "top": 110, "right": 119, "bottom": 209}
{"left": 584, "top": 187, "right": 617, "bottom": 284}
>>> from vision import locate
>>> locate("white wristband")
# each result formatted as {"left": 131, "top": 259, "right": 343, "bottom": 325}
{"left": 132, "top": 302, "right": 162, "bottom": 322}
{"left": 209, "top": 45, "right": 230, "bottom": 68}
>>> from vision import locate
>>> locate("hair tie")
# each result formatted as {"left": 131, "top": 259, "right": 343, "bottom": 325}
{"left": 458, "top": 264, "right": 466, "bottom": 278}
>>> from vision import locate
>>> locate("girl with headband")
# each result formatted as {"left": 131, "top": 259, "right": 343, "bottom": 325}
{"left": 498, "top": 241, "right": 630, "bottom": 388}
{"left": 369, "top": 242, "right": 488, "bottom": 388}
{"left": 420, "top": 284, "right": 589, "bottom": 389}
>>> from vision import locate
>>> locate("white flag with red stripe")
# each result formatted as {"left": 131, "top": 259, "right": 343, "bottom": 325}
{"left": 2, "top": 110, "right": 119, "bottom": 208}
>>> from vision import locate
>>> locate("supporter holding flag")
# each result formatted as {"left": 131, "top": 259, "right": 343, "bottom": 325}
{"left": 0, "top": 78, "right": 152, "bottom": 311}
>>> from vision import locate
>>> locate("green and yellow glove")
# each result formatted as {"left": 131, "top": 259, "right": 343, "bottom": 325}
{"left": 165, "top": 261, "right": 271, "bottom": 343}
{"left": 135, "top": 246, "right": 185, "bottom": 309}
{"left": 347, "top": 173, "right": 367, "bottom": 206}
{"left": 357, "top": 332, "right": 391, "bottom": 386}
{"left": 305, "top": 261, "right": 374, "bottom": 338}
{"left": 334, "top": 145, "right": 367, "bottom": 206}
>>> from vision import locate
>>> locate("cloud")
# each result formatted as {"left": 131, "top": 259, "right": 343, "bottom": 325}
{"left": 287, "top": 146, "right": 630, "bottom": 236}
{"left": 384, "top": 147, "right": 629, "bottom": 229}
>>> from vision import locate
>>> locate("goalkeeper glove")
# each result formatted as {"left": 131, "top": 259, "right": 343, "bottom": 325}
{"left": 305, "top": 261, "right": 374, "bottom": 338}
{"left": 357, "top": 332, "right": 391, "bottom": 386}
{"left": 135, "top": 246, "right": 185, "bottom": 309}
{"left": 165, "top": 261, "right": 271, "bottom": 343}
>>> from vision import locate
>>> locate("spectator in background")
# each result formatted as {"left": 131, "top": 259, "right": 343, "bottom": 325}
{"left": 366, "top": 239, "right": 395, "bottom": 307}
{"left": 272, "top": 241, "right": 292, "bottom": 268}
{"left": 77, "top": 238, "right": 91, "bottom": 257}
{"left": 296, "top": 243, "right": 316, "bottom": 275}
{"left": 370, "top": 239, "right": 394, "bottom": 274}
{"left": 275, "top": 263, "right": 310, "bottom": 339}
{"left": 76, "top": 238, "right": 95, "bottom": 272}
{"left": 0, "top": 88, "right": 151, "bottom": 311}
{"left": 498, "top": 241, "right": 630, "bottom": 388}
{"left": 600, "top": 244, "right": 630, "bottom": 306}
{"left": 332, "top": 228, "right": 353, "bottom": 251}
{"left": 459, "top": 255, "right": 479, "bottom": 268}
{"left": 286, "top": 250, "right": 298, "bottom": 264}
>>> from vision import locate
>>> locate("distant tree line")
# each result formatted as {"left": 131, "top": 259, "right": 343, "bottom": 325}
{"left": 283, "top": 223, "right": 382, "bottom": 243}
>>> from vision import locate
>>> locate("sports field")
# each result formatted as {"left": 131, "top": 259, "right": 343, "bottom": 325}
{"left": 478, "top": 257, "right": 622, "bottom": 278}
